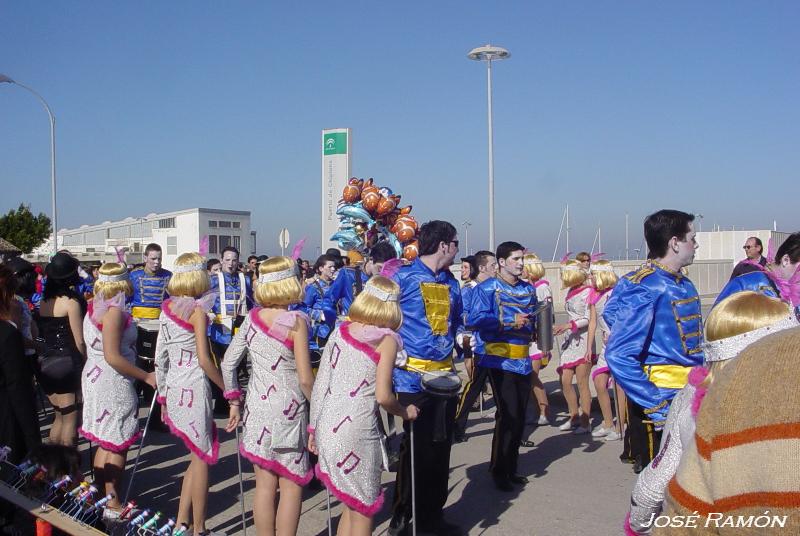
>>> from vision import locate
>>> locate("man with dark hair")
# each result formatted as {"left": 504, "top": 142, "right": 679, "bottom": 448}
{"left": 459, "top": 255, "right": 476, "bottom": 283}
{"left": 467, "top": 241, "right": 537, "bottom": 490}
{"left": 129, "top": 242, "right": 172, "bottom": 431}
{"left": 604, "top": 209, "right": 704, "bottom": 473}
{"left": 209, "top": 246, "right": 253, "bottom": 414}
{"left": 320, "top": 240, "right": 397, "bottom": 324}
{"left": 297, "top": 254, "right": 337, "bottom": 367}
{"left": 454, "top": 250, "right": 498, "bottom": 442}
{"left": 246, "top": 254, "right": 259, "bottom": 275}
{"left": 730, "top": 236, "right": 766, "bottom": 279}
{"left": 326, "top": 247, "right": 345, "bottom": 270}
{"left": 389, "top": 220, "right": 463, "bottom": 536}
{"left": 206, "top": 258, "right": 221, "bottom": 275}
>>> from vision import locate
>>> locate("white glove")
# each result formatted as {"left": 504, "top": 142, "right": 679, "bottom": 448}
{"left": 78, "top": 266, "right": 89, "bottom": 279}
{"left": 395, "top": 349, "right": 408, "bottom": 367}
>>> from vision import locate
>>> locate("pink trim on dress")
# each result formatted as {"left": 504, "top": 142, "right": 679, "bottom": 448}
{"left": 529, "top": 352, "right": 543, "bottom": 361}
{"left": 688, "top": 366, "right": 710, "bottom": 417}
{"left": 161, "top": 299, "right": 194, "bottom": 332}
{"left": 565, "top": 285, "right": 591, "bottom": 301}
{"left": 249, "top": 308, "right": 295, "bottom": 350}
{"left": 588, "top": 288, "right": 610, "bottom": 306}
{"left": 569, "top": 320, "right": 578, "bottom": 333}
{"left": 79, "top": 427, "right": 141, "bottom": 454}
{"left": 340, "top": 322, "right": 381, "bottom": 365}
{"left": 162, "top": 410, "right": 220, "bottom": 465}
{"left": 86, "top": 302, "right": 132, "bottom": 330}
{"left": 315, "top": 463, "right": 385, "bottom": 518}
{"left": 556, "top": 357, "right": 589, "bottom": 373}
{"left": 156, "top": 395, "right": 167, "bottom": 405}
{"left": 239, "top": 443, "right": 312, "bottom": 486}
{"left": 623, "top": 512, "right": 641, "bottom": 536}
{"left": 591, "top": 366, "right": 610, "bottom": 381}
{"left": 534, "top": 279, "right": 550, "bottom": 288}
{"left": 307, "top": 426, "right": 315, "bottom": 435}
{"left": 224, "top": 390, "right": 243, "bottom": 400}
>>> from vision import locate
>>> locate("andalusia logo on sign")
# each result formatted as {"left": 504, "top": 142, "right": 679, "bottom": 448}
{"left": 323, "top": 132, "right": 347, "bottom": 155}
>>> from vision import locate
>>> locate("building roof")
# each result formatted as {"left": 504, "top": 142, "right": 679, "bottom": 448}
{"left": 59, "top": 207, "right": 251, "bottom": 235}
{"left": 0, "top": 237, "right": 22, "bottom": 253}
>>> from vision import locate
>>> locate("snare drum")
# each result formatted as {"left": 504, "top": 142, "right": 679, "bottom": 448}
{"left": 419, "top": 370, "right": 462, "bottom": 398}
{"left": 135, "top": 319, "right": 161, "bottom": 362}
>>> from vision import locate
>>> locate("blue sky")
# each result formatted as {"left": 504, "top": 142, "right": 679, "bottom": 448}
{"left": 2, "top": 1, "right": 798, "bottom": 258}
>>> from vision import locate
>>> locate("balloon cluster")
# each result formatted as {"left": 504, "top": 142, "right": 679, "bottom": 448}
{"left": 330, "top": 178, "right": 420, "bottom": 261}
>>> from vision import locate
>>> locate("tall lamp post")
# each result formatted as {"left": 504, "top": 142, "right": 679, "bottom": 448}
{"left": 462, "top": 221, "right": 472, "bottom": 255}
{"left": 468, "top": 44, "right": 510, "bottom": 252}
{"left": 1, "top": 74, "right": 58, "bottom": 255}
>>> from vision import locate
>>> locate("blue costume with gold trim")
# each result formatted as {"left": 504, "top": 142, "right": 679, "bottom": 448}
{"left": 714, "top": 270, "right": 778, "bottom": 307}
{"left": 298, "top": 277, "right": 332, "bottom": 352}
{"left": 468, "top": 277, "right": 537, "bottom": 376}
{"left": 209, "top": 271, "right": 253, "bottom": 346}
{"left": 603, "top": 262, "right": 704, "bottom": 427}
{"left": 320, "top": 266, "right": 368, "bottom": 323}
{"left": 392, "top": 259, "right": 463, "bottom": 393}
{"left": 129, "top": 268, "right": 172, "bottom": 319}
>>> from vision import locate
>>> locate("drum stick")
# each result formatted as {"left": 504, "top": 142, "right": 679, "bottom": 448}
{"left": 410, "top": 420, "right": 417, "bottom": 536}
{"left": 123, "top": 393, "right": 158, "bottom": 504}
{"left": 326, "top": 488, "right": 333, "bottom": 536}
{"left": 235, "top": 423, "right": 247, "bottom": 536}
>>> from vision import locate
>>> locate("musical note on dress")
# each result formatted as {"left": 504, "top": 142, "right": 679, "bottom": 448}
{"left": 246, "top": 324, "right": 257, "bottom": 344}
{"left": 349, "top": 379, "right": 369, "bottom": 398}
{"left": 256, "top": 426, "right": 270, "bottom": 445}
{"left": 330, "top": 343, "right": 341, "bottom": 369}
{"left": 95, "top": 409, "right": 110, "bottom": 424}
{"left": 283, "top": 399, "right": 301, "bottom": 420}
{"left": 242, "top": 406, "right": 250, "bottom": 425}
{"left": 178, "top": 388, "right": 194, "bottom": 408}
{"left": 85, "top": 365, "right": 102, "bottom": 384}
{"left": 333, "top": 415, "right": 352, "bottom": 433}
{"left": 89, "top": 337, "right": 102, "bottom": 351}
{"left": 178, "top": 349, "right": 193, "bottom": 367}
{"left": 293, "top": 451, "right": 304, "bottom": 465}
{"left": 271, "top": 355, "right": 287, "bottom": 371}
{"left": 336, "top": 451, "right": 361, "bottom": 475}
{"left": 261, "top": 384, "right": 277, "bottom": 401}
{"left": 188, "top": 421, "right": 200, "bottom": 439}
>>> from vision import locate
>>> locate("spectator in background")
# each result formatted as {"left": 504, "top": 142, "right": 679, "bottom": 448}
{"left": 576, "top": 251, "right": 591, "bottom": 272}
{"left": 206, "top": 258, "right": 221, "bottom": 276}
{"left": 730, "top": 236, "right": 767, "bottom": 279}
{"left": 0, "top": 264, "right": 41, "bottom": 464}
{"left": 246, "top": 255, "right": 259, "bottom": 275}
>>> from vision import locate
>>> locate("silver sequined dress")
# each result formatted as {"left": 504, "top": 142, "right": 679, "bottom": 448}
{"left": 558, "top": 286, "right": 592, "bottom": 371}
{"left": 591, "top": 288, "right": 613, "bottom": 380}
{"left": 79, "top": 303, "right": 140, "bottom": 452}
{"left": 154, "top": 299, "right": 218, "bottom": 463}
{"left": 221, "top": 308, "right": 312, "bottom": 485}
{"left": 309, "top": 322, "right": 388, "bottom": 517}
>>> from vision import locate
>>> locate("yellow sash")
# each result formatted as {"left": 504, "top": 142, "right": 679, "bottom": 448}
{"left": 484, "top": 342, "right": 529, "bottom": 359}
{"left": 403, "top": 356, "right": 454, "bottom": 372}
{"left": 644, "top": 364, "right": 691, "bottom": 389}
{"left": 131, "top": 306, "right": 160, "bottom": 320}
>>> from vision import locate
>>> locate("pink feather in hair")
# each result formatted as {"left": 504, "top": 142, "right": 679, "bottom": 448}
{"left": 114, "top": 246, "right": 126, "bottom": 264}
{"left": 560, "top": 251, "right": 573, "bottom": 264}
{"left": 291, "top": 238, "right": 307, "bottom": 260}
{"left": 766, "top": 238, "right": 776, "bottom": 265}
{"left": 591, "top": 252, "right": 605, "bottom": 262}
{"left": 199, "top": 235, "right": 209, "bottom": 257}
{"left": 379, "top": 258, "right": 403, "bottom": 278}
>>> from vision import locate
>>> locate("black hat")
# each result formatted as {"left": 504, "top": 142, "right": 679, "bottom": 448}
{"left": 257, "top": 255, "right": 269, "bottom": 262}
{"left": 5, "top": 256, "right": 34, "bottom": 275}
{"left": 325, "top": 248, "right": 343, "bottom": 258}
{"left": 45, "top": 252, "right": 80, "bottom": 281}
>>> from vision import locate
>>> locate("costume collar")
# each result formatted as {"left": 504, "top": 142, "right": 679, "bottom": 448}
{"left": 649, "top": 259, "right": 683, "bottom": 280}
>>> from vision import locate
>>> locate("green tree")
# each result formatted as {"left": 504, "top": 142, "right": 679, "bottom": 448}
{"left": 0, "top": 204, "right": 52, "bottom": 254}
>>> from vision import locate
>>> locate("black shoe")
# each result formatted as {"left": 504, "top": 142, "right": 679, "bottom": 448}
{"left": 633, "top": 460, "right": 644, "bottom": 474}
{"left": 509, "top": 474, "right": 529, "bottom": 485}
{"left": 388, "top": 514, "right": 410, "bottom": 536}
{"left": 519, "top": 439, "right": 535, "bottom": 448}
{"left": 419, "top": 517, "right": 463, "bottom": 536}
{"left": 492, "top": 474, "right": 514, "bottom": 492}
{"left": 454, "top": 432, "right": 467, "bottom": 444}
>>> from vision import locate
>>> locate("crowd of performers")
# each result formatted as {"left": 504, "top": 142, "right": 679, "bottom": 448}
{"left": 1, "top": 210, "right": 800, "bottom": 535}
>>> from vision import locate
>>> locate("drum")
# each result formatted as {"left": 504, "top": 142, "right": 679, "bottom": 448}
{"left": 419, "top": 371, "right": 462, "bottom": 398}
{"left": 136, "top": 320, "right": 160, "bottom": 362}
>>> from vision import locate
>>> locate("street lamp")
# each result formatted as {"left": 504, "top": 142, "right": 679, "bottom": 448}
{"left": 462, "top": 221, "right": 472, "bottom": 255}
{"left": 468, "top": 44, "right": 510, "bottom": 252}
{"left": 1, "top": 74, "right": 58, "bottom": 255}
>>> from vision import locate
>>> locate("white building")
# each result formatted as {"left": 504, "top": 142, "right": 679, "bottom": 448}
{"left": 695, "top": 229, "right": 792, "bottom": 265}
{"left": 29, "top": 208, "right": 254, "bottom": 269}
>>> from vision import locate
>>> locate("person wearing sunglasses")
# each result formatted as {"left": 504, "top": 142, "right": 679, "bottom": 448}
{"left": 730, "top": 236, "right": 767, "bottom": 279}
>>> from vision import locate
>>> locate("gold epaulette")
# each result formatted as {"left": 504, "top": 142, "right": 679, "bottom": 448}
{"left": 625, "top": 266, "right": 655, "bottom": 284}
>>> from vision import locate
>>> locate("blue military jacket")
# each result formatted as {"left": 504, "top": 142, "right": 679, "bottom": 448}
{"left": 298, "top": 277, "right": 332, "bottom": 351}
{"left": 714, "top": 270, "right": 779, "bottom": 307}
{"left": 468, "top": 277, "right": 537, "bottom": 376}
{"left": 129, "top": 268, "right": 171, "bottom": 318}
{"left": 603, "top": 261, "right": 704, "bottom": 427}
{"left": 320, "top": 266, "right": 368, "bottom": 323}
{"left": 209, "top": 271, "right": 253, "bottom": 345}
{"left": 392, "top": 259, "right": 463, "bottom": 393}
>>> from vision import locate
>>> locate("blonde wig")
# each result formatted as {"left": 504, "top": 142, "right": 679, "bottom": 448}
{"left": 254, "top": 256, "right": 304, "bottom": 307}
{"left": 94, "top": 262, "right": 133, "bottom": 300}
{"left": 523, "top": 253, "right": 545, "bottom": 282}
{"left": 591, "top": 260, "right": 619, "bottom": 291}
{"left": 560, "top": 259, "right": 587, "bottom": 289}
{"left": 702, "top": 292, "right": 792, "bottom": 383}
{"left": 348, "top": 276, "right": 403, "bottom": 331}
{"left": 168, "top": 252, "right": 210, "bottom": 298}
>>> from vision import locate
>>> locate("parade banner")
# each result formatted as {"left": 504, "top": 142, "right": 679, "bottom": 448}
{"left": 321, "top": 128, "right": 352, "bottom": 252}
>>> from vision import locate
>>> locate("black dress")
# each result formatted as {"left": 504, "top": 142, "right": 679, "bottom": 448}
{"left": 34, "top": 315, "right": 83, "bottom": 395}
{"left": 0, "top": 320, "right": 41, "bottom": 464}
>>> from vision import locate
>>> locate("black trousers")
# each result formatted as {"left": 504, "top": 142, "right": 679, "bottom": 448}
{"left": 487, "top": 368, "right": 532, "bottom": 477}
{"left": 453, "top": 365, "right": 490, "bottom": 437}
{"left": 209, "top": 340, "right": 231, "bottom": 413}
{"left": 391, "top": 391, "right": 457, "bottom": 525}
{"left": 627, "top": 399, "right": 662, "bottom": 468}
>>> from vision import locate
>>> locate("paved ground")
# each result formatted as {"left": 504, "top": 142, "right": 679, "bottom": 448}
{"left": 107, "top": 355, "right": 637, "bottom": 536}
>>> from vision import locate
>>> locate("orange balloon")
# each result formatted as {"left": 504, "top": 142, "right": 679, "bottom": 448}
{"left": 362, "top": 190, "right": 381, "bottom": 213}
{"left": 403, "top": 241, "right": 419, "bottom": 261}
{"left": 342, "top": 178, "right": 363, "bottom": 203}
{"left": 376, "top": 195, "right": 398, "bottom": 217}
{"left": 395, "top": 221, "right": 416, "bottom": 243}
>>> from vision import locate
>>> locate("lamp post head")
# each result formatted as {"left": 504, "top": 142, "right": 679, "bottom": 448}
{"left": 0, "top": 74, "right": 16, "bottom": 84}
{"left": 468, "top": 45, "right": 510, "bottom": 62}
